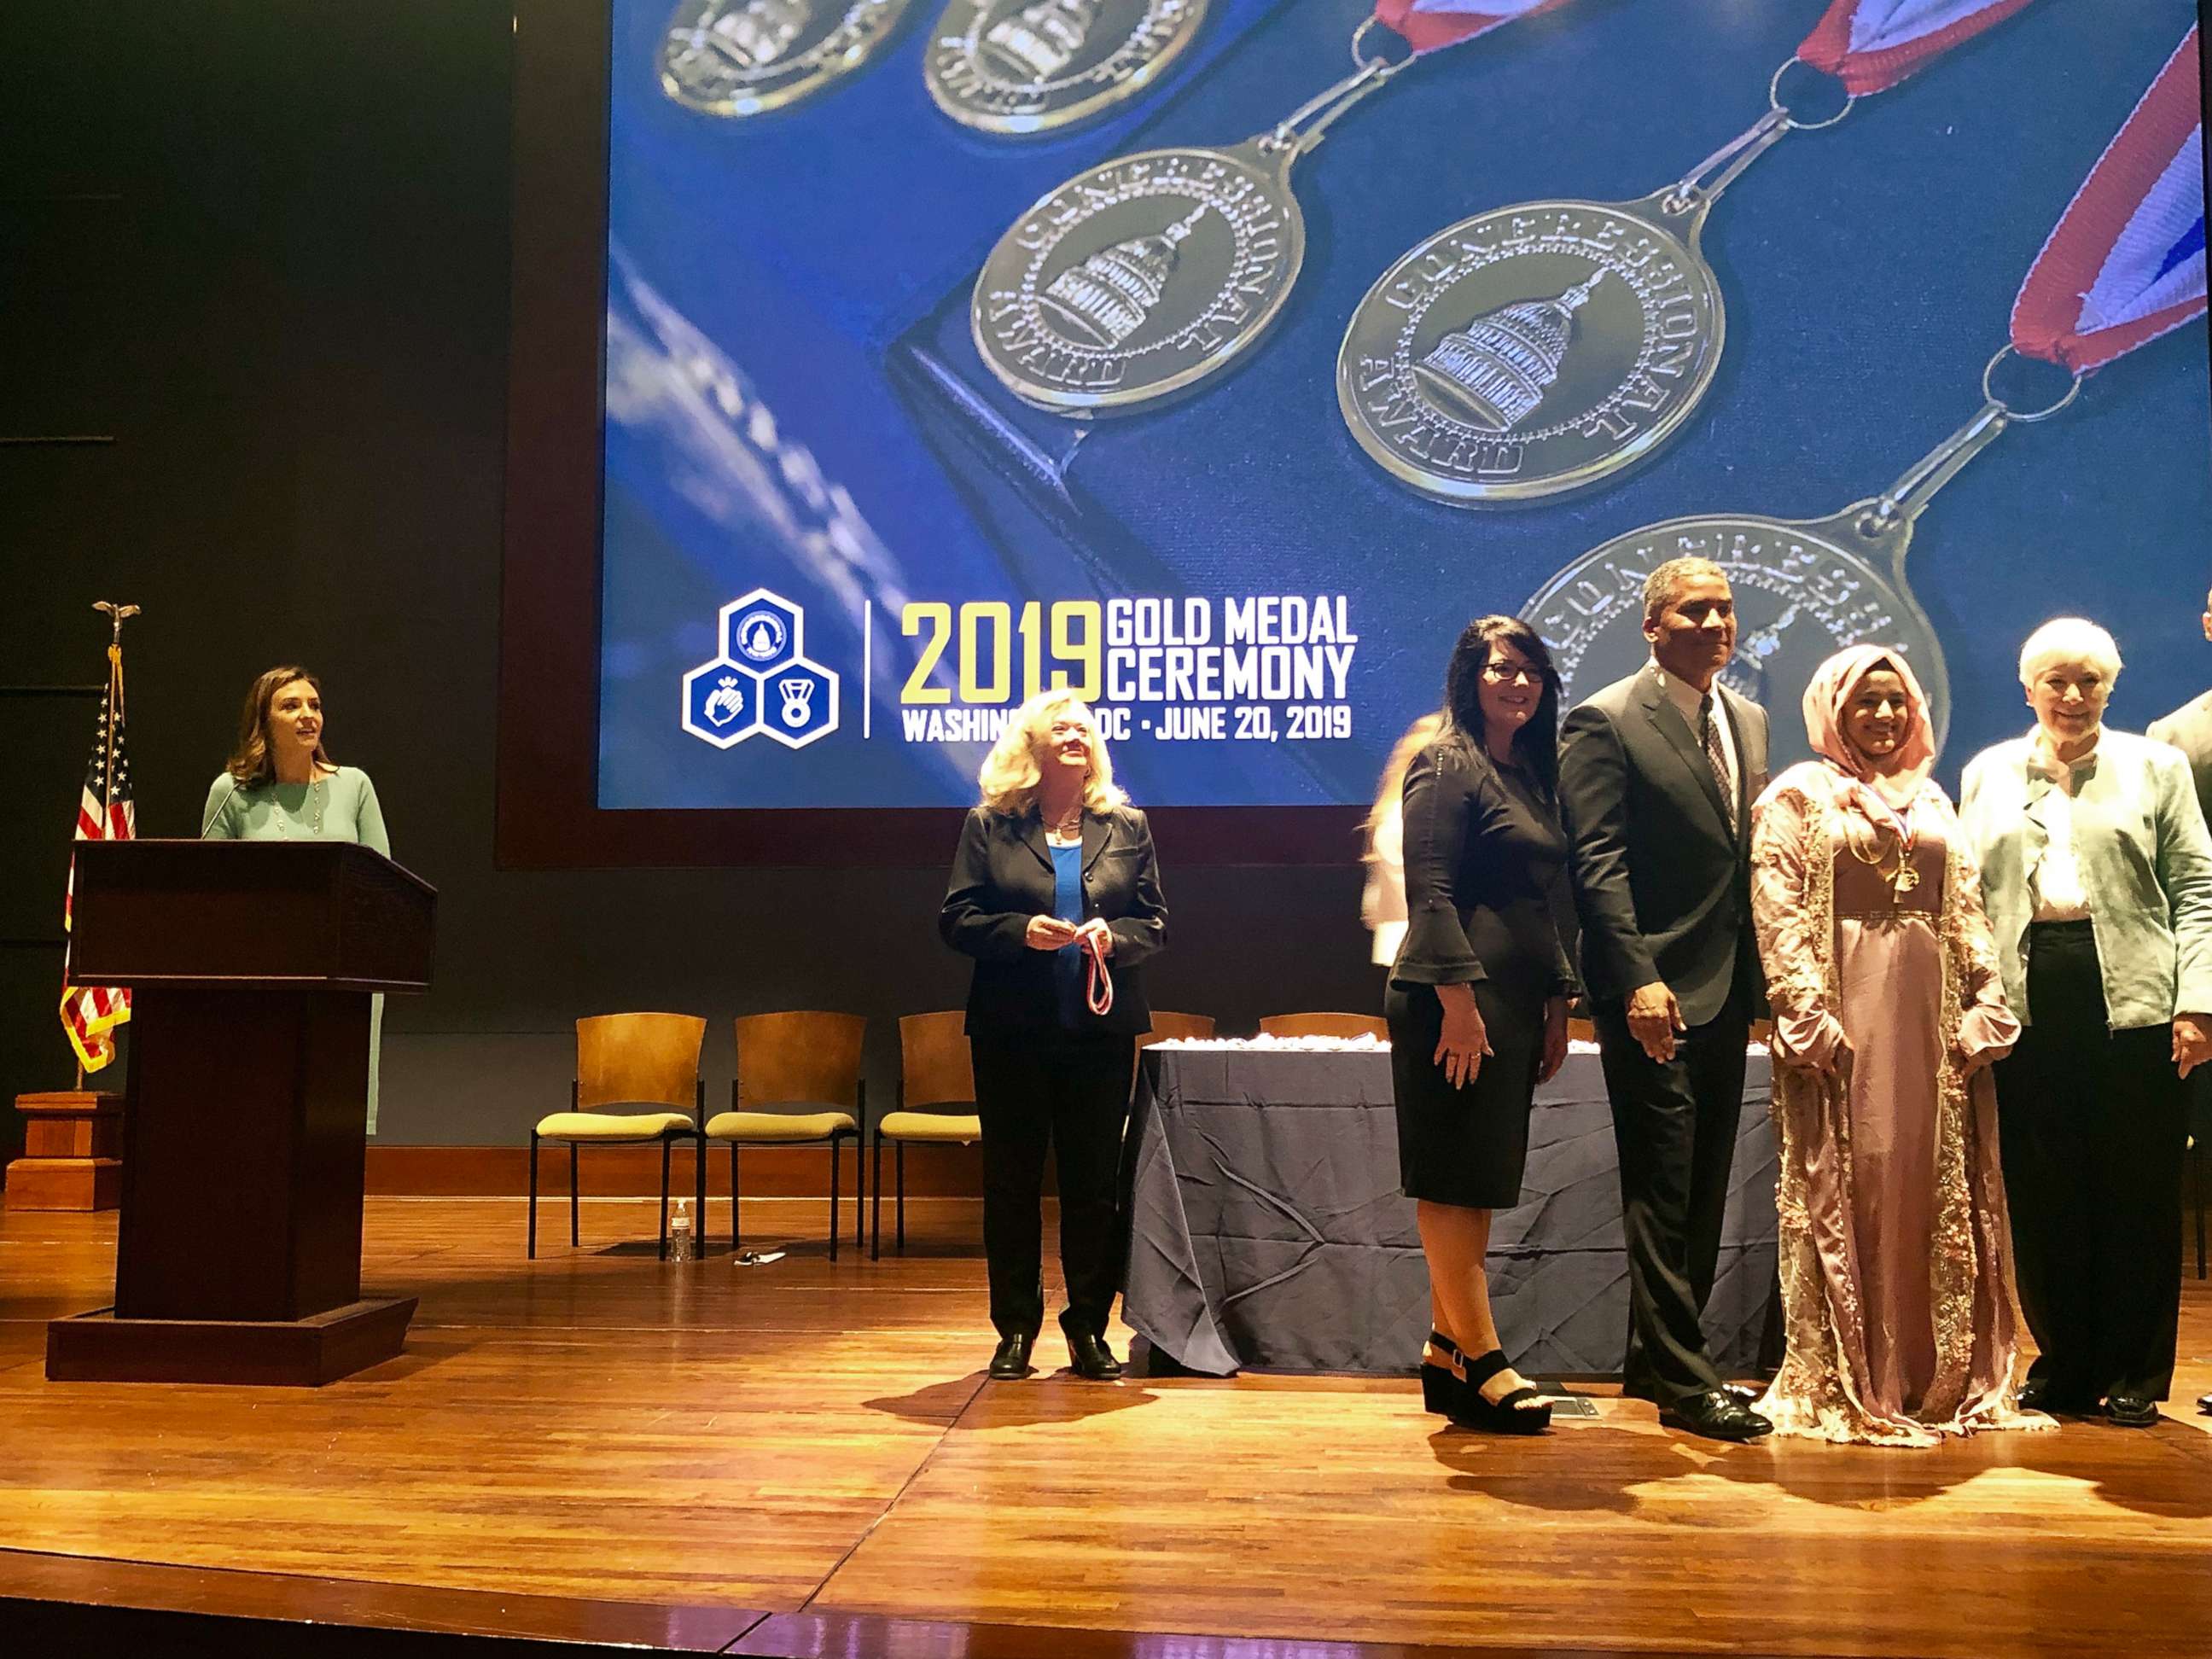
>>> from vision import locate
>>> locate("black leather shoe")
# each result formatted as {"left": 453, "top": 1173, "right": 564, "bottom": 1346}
{"left": 2105, "top": 1392, "right": 2159, "bottom": 1429}
{"left": 987, "top": 1333, "right": 1033, "bottom": 1380}
{"left": 2198, "top": 1392, "right": 2211, "bottom": 1417}
{"left": 1065, "top": 1329, "right": 1124, "bottom": 1380}
{"left": 2019, "top": 1375, "right": 2092, "bottom": 1415}
{"left": 1659, "top": 1388, "right": 1773, "bottom": 1442}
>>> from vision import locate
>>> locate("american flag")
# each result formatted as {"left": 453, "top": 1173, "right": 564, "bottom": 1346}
{"left": 61, "top": 643, "right": 134, "bottom": 1071}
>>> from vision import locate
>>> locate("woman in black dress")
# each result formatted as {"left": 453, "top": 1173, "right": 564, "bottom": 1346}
{"left": 1388, "top": 616, "right": 1575, "bottom": 1434}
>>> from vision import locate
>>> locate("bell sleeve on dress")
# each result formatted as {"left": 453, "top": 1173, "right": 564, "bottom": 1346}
{"left": 1749, "top": 783, "right": 1848, "bottom": 1073}
{"left": 1390, "top": 745, "right": 1484, "bottom": 988}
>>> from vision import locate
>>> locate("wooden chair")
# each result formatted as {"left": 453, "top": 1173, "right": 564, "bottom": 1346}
{"left": 1138, "top": 1010, "right": 1216, "bottom": 1049}
{"left": 873, "top": 1011, "right": 981, "bottom": 1260}
{"left": 1258, "top": 1011, "right": 1388, "bottom": 1042}
{"left": 1565, "top": 1016, "right": 1598, "bottom": 1045}
{"left": 529, "top": 1013, "right": 707, "bottom": 1260}
{"left": 706, "top": 1011, "right": 864, "bottom": 1260}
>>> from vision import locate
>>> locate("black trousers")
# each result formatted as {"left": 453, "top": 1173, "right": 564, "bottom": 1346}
{"left": 970, "top": 1031, "right": 1136, "bottom": 1342}
{"left": 1993, "top": 922, "right": 2187, "bottom": 1402}
{"left": 1594, "top": 994, "right": 1750, "bottom": 1405}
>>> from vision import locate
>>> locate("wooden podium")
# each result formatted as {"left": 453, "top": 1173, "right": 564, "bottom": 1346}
{"left": 47, "top": 840, "right": 435, "bottom": 1385}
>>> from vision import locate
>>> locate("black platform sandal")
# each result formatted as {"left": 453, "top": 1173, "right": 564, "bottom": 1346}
{"left": 1421, "top": 1330, "right": 1464, "bottom": 1416}
{"left": 1452, "top": 1348, "right": 1552, "bottom": 1435}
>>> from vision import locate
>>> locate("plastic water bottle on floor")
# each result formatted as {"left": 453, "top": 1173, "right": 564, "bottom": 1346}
{"left": 670, "top": 1198, "right": 694, "bottom": 1262}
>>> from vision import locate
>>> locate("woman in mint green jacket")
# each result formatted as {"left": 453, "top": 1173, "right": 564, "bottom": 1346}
{"left": 1959, "top": 618, "right": 2212, "bottom": 1429}
{"left": 201, "top": 665, "right": 390, "bottom": 1133}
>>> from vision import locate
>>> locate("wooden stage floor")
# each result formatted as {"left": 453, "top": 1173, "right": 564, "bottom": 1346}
{"left": 3, "top": 1196, "right": 2209, "bottom": 1657}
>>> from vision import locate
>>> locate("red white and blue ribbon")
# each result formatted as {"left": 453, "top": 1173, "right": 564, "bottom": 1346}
{"left": 2012, "top": 28, "right": 2207, "bottom": 375}
{"left": 1375, "top": 0, "right": 1572, "bottom": 57}
{"left": 1799, "top": 0, "right": 2040, "bottom": 96}
{"left": 1081, "top": 930, "right": 1115, "bottom": 1016}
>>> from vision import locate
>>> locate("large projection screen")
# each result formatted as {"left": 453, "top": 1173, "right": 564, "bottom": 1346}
{"left": 500, "top": 0, "right": 2212, "bottom": 864}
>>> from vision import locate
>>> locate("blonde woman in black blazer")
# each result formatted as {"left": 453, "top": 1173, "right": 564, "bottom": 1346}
{"left": 940, "top": 692, "right": 1167, "bottom": 1382}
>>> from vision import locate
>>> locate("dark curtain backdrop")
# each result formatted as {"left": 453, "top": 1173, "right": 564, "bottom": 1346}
{"left": 0, "top": 1, "right": 1378, "bottom": 1160}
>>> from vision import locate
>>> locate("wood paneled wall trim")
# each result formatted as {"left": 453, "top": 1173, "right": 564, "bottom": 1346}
{"left": 365, "top": 1143, "right": 982, "bottom": 1197}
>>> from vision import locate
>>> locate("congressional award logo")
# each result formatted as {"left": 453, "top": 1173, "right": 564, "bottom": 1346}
{"left": 682, "top": 588, "right": 840, "bottom": 749}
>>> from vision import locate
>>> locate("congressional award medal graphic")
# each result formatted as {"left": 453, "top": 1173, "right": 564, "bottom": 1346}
{"left": 1524, "top": 26, "right": 2208, "bottom": 752}
{"left": 1338, "top": 0, "right": 2045, "bottom": 504}
{"left": 972, "top": 0, "right": 1575, "bottom": 417}
{"left": 660, "top": 0, "right": 918, "bottom": 116}
{"left": 925, "top": 0, "right": 1211, "bottom": 135}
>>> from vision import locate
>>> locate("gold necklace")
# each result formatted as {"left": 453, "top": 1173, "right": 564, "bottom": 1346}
{"left": 1847, "top": 803, "right": 1918, "bottom": 900}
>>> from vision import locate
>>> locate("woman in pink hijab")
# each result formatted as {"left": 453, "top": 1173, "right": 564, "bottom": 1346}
{"left": 1748, "top": 646, "right": 2050, "bottom": 1446}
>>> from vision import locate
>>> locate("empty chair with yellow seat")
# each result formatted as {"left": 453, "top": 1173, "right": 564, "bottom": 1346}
{"left": 705, "top": 1010, "right": 864, "bottom": 1260}
{"left": 529, "top": 1012, "right": 707, "bottom": 1260}
{"left": 873, "top": 1011, "right": 981, "bottom": 1259}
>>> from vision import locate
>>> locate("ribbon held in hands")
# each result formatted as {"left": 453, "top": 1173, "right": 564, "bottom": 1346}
{"left": 1080, "top": 928, "right": 1115, "bottom": 1017}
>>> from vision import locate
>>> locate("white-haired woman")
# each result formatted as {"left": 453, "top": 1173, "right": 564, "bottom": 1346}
{"left": 1959, "top": 619, "right": 2212, "bottom": 1427}
{"left": 940, "top": 691, "right": 1167, "bottom": 1382}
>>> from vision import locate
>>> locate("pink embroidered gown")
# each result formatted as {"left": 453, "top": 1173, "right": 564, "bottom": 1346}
{"left": 1749, "top": 770, "right": 2051, "bottom": 1446}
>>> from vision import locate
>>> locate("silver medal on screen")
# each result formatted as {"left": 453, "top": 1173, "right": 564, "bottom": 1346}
{"left": 926, "top": 0, "right": 1209, "bottom": 134}
{"left": 1520, "top": 508, "right": 1947, "bottom": 769}
{"left": 660, "top": 0, "right": 917, "bottom": 118}
{"left": 1338, "top": 193, "right": 1724, "bottom": 504}
{"left": 972, "top": 140, "right": 1302, "bottom": 414}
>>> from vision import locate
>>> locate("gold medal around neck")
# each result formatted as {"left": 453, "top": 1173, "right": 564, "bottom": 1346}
{"left": 659, "top": 0, "right": 918, "bottom": 118}
{"left": 973, "top": 28, "right": 1406, "bottom": 416}
{"left": 926, "top": 0, "right": 1210, "bottom": 136}
{"left": 1336, "top": 189, "right": 1726, "bottom": 504}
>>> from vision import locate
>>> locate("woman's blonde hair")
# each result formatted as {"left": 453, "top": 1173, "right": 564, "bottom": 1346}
{"left": 1364, "top": 712, "right": 1446, "bottom": 859}
{"left": 225, "top": 665, "right": 334, "bottom": 785}
{"left": 977, "top": 691, "right": 1127, "bottom": 818}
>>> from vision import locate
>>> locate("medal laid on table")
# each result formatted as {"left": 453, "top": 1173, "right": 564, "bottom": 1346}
{"left": 1338, "top": 0, "right": 2043, "bottom": 505}
{"left": 926, "top": 0, "right": 1211, "bottom": 136}
{"left": 1522, "top": 27, "right": 2207, "bottom": 752}
{"left": 972, "top": 0, "right": 1575, "bottom": 417}
{"left": 659, "top": 0, "right": 918, "bottom": 117}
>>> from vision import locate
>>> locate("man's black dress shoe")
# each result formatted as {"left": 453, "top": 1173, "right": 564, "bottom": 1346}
{"left": 987, "top": 1333, "right": 1033, "bottom": 1380}
{"left": 2105, "top": 1392, "right": 2159, "bottom": 1429}
{"left": 2198, "top": 1392, "right": 2211, "bottom": 1417}
{"left": 1623, "top": 1377, "right": 1759, "bottom": 1406}
{"left": 1659, "top": 1388, "right": 1774, "bottom": 1442}
{"left": 1065, "top": 1329, "right": 1124, "bottom": 1380}
{"left": 2018, "top": 1376, "right": 2091, "bottom": 1415}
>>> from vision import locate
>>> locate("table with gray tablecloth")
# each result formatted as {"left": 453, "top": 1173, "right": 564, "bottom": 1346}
{"left": 1121, "top": 1045, "right": 1776, "bottom": 1377}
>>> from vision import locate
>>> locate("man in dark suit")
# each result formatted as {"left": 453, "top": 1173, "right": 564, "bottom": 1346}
{"left": 2145, "top": 584, "right": 2212, "bottom": 1420}
{"left": 1558, "top": 557, "right": 1773, "bottom": 1441}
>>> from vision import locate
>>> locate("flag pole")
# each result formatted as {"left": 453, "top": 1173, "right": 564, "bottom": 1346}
{"left": 80, "top": 600, "right": 140, "bottom": 1090}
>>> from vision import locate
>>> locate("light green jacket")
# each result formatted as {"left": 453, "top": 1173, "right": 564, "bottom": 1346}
{"left": 1959, "top": 729, "right": 2212, "bottom": 1029}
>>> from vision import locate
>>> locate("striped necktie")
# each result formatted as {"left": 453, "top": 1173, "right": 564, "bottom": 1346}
{"left": 1700, "top": 693, "right": 1737, "bottom": 836}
